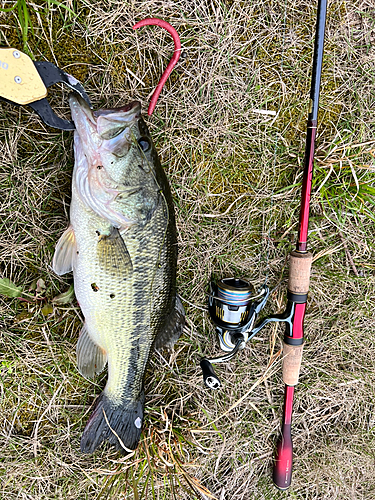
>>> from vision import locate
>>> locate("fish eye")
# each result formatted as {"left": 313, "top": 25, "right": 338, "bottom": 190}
{"left": 138, "top": 137, "right": 150, "bottom": 152}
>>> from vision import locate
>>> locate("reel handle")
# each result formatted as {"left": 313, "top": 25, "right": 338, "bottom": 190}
{"left": 200, "top": 358, "right": 221, "bottom": 389}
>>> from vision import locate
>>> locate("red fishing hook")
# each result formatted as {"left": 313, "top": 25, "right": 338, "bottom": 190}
{"left": 133, "top": 18, "right": 181, "bottom": 116}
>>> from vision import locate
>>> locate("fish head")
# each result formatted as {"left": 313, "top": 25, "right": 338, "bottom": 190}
{"left": 70, "top": 94, "right": 162, "bottom": 229}
{"left": 70, "top": 94, "right": 161, "bottom": 182}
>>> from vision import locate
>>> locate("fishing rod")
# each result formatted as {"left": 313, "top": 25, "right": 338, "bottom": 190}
{"left": 272, "top": 0, "right": 327, "bottom": 488}
{"left": 199, "top": 0, "right": 327, "bottom": 489}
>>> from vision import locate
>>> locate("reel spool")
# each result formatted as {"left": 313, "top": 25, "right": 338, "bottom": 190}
{"left": 200, "top": 277, "right": 269, "bottom": 389}
{"left": 209, "top": 278, "right": 259, "bottom": 350}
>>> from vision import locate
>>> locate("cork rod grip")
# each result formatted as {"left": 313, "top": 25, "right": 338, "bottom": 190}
{"left": 282, "top": 343, "right": 304, "bottom": 386}
{"left": 288, "top": 251, "right": 313, "bottom": 295}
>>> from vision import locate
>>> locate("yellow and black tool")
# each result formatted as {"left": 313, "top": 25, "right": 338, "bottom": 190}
{"left": 0, "top": 47, "right": 92, "bottom": 130}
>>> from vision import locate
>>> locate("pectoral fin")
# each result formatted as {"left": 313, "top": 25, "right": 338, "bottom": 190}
{"left": 76, "top": 323, "right": 107, "bottom": 378}
{"left": 52, "top": 225, "right": 77, "bottom": 275}
{"left": 97, "top": 227, "right": 133, "bottom": 278}
{"left": 154, "top": 295, "right": 185, "bottom": 351}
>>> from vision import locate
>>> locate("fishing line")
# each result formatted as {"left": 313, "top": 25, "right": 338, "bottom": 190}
{"left": 192, "top": 3, "right": 294, "bottom": 391}
{"left": 263, "top": 0, "right": 289, "bottom": 286}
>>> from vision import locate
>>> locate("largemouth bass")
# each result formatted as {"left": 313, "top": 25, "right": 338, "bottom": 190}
{"left": 52, "top": 95, "right": 185, "bottom": 453}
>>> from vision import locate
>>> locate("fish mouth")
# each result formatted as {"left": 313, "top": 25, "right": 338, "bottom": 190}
{"left": 93, "top": 101, "right": 141, "bottom": 118}
{"left": 69, "top": 94, "right": 141, "bottom": 138}
{"left": 69, "top": 93, "right": 97, "bottom": 126}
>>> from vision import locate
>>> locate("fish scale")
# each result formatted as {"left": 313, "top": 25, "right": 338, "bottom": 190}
{"left": 53, "top": 95, "right": 184, "bottom": 453}
{"left": 72, "top": 171, "right": 171, "bottom": 402}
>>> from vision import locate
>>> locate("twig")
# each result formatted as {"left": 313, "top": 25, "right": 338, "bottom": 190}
{"left": 102, "top": 409, "right": 136, "bottom": 455}
{"left": 32, "top": 382, "right": 65, "bottom": 457}
{"left": 338, "top": 231, "right": 359, "bottom": 277}
{"left": 201, "top": 193, "right": 250, "bottom": 218}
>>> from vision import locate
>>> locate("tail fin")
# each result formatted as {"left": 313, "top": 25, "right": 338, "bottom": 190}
{"left": 80, "top": 391, "right": 145, "bottom": 454}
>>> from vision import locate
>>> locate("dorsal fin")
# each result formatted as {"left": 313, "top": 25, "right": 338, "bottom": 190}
{"left": 154, "top": 295, "right": 185, "bottom": 351}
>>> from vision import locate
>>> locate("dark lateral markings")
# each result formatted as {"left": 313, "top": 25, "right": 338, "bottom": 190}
{"left": 91, "top": 283, "right": 99, "bottom": 292}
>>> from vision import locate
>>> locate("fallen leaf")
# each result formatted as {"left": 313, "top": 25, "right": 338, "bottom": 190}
{"left": 41, "top": 303, "right": 53, "bottom": 316}
{"left": 36, "top": 278, "right": 46, "bottom": 293}
{"left": 52, "top": 284, "right": 75, "bottom": 305}
{"left": 0, "top": 278, "right": 22, "bottom": 298}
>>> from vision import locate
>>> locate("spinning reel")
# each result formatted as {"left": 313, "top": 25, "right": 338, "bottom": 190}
{"left": 200, "top": 276, "right": 302, "bottom": 389}
{"left": 200, "top": 277, "right": 269, "bottom": 389}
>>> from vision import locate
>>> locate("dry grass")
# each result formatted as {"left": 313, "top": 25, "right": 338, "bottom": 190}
{"left": 1, "top": 0, "right": 375, "bottom": 498}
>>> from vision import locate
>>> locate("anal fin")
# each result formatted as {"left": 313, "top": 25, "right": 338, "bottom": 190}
{"left": 154, "top": 295, "right": 185, "bottom": 351}
{"left": 77, "top": 323, "right": 107, "bottom": 378}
